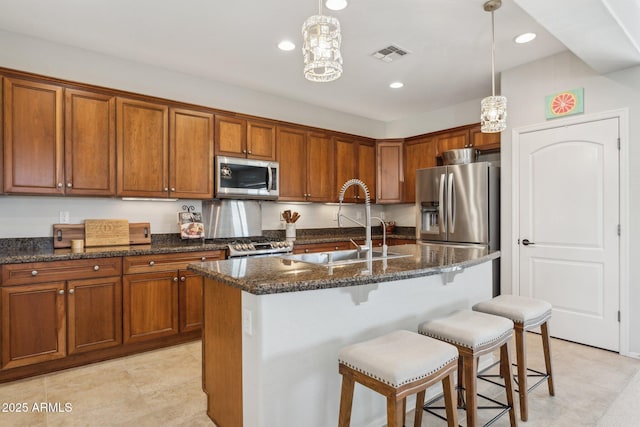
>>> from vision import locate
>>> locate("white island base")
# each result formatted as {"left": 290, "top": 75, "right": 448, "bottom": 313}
{"left": 202, "top": 261, "right": 493, "bottom": 427}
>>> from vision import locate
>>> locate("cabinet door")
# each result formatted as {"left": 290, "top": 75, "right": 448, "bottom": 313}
{"left": 67, "top": 276, "right": 122, "bottom": 354}
{"left": 1, "top": 282, "right": 66, "bottom": 369}
{"left": 247, "top": 121, "right": 276, "bottom": 160}
{"left": 215, "top": 115, "right": 246, "bottom": 157}
{"left": 306, "top": 132, "right": 335, "bottom": 202}
{"left": 436, "top": 129, "right": 469, "bottom": 156}
{"left": 357, "top": 141, "right": 376, "bottom": 202}
{"left": 123, "top": 271, "right": 179, "bottom": 343}
{"left": 403, "top": 137, "right": 436, "bottom": 203}
{"left": 116, "top": 97, "right": 169, "bottom": 197}
{"left": 376, "top": 141, "right": 403, "bottom": 203}
{"left": 469, "top": 124, "right": 501, "bottom": 150}
{"left": 3, "top": 77, "right": 63, "bottom": 194}
{"left": 276, "top": 126, "right": 307, "bottom": 201}
{"left": 169, "top": 108, "right": 214, "bottom": 199}
{"left": 335, "top": 138, "right": 357, "bottom": 202}
{"left": 179, "top": 269, "right": 203, "bottom": 333}
{"left": 65, "top": 88, "right": 116, "bottom": 196}
{"left": 0, "top": 76, "right": 3, "bottom": 193}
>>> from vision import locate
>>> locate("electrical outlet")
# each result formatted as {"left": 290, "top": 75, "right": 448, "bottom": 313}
{"left": 59, "top": 211, "right": 70, "bottom": 224}
{"left": 242, "top": 308, "right": 253, "bottom": 335}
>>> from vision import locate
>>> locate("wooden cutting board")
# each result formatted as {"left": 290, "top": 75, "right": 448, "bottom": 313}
{"left": 53, "top": 222, "right": 152, "bottom": 248}
{"left": 84, "top": 219, "right": 130, "bottom": 247}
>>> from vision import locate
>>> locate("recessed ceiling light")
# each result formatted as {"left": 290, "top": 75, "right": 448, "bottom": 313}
{"left": 325, "top": 0, "right": 348, "bottom": 11}
{"left": 514, "top": 32, "right": 536, "bottom": 44}
{"left": 389, "top": 82, "right": 404, "bottom": 89}
{"left": 278, "top": 40, "right": 296, "bottom": 51}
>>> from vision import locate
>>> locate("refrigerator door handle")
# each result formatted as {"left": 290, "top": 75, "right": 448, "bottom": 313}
{"left": 448, "top": 172, "right": 455, "bottom": 233}
{"left": 439, "top": 174, "right": 446, "bottom": 234}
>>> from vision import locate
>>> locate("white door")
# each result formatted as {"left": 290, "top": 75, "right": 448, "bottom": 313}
{"left": 518, "top": 118, "right": 619, "bottom": 351}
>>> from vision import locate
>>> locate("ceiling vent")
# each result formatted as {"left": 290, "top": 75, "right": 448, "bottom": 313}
{"left": 371, "top": 44, "right": 410, "bottom": 63}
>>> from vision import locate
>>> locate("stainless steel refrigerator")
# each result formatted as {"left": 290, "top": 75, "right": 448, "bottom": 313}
{"left": 416, "top": 162, "right": 500, "bottom": 249}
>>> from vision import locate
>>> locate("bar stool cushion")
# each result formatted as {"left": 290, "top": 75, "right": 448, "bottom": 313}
{"left": 418, "top": 310, "right": 513, "bottom": 351}
{"left": 473, "top": 295, "right": 552, "bottom": 328}
{"left": 338, "top": 330, "right": 458, "bottom": 388}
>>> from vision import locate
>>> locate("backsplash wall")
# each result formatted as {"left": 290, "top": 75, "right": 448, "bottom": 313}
{"left": 0, "top": 197, "right": 416, "bottom": 239}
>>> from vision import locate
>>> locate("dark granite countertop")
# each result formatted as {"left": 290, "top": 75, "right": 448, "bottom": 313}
{"left": 0, "top": 228, "right": 415, "bottom": 265}
{"left": 188, "top": 243, "right": 500, "bottom": 295}
{"left": 0, "top": 238, "right": 229, "bottom": 265}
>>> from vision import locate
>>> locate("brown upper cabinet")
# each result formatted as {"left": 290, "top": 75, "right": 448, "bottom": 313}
{"left": 0, "top": 76, "right": 3, "bottom": 193}
{"left": 117, "top": 97, "right": 169, "bottom": 198}
{"left": 305, "top": 132, "right": 336, "bottom": 202}
{"left": 335, "top": 137, "right": 376, "bottom": 203}
{"left": 169, "top": 108, "right": 214, "bottom": 199}
{"left": 276, "top": 126, "right": 307, "bottom": 201}
{"left": 376, "top": 140, "right": 404, "bottom": 204}
{"left": 469, "top": 124, "right": 501, "bottom": 150}
{"left": 277, "top": 128, "right": 335, "bottom": 202}
{"left": 435, "top": 128, "right": 470, "bottom": 157}
{"left": 3, "top": 77, "right": 64, "bottom": 195}
{"left": 403, "top": 136, "right": 437, "bottom": 203}
{"left": 117, "top": 98, "right": 213, "bottom": 199}
{"left": 215, "top": 115, "right": 276, "bottom": 161}
{"left": 65, "top": 88, "right": 116, "bottom": 196}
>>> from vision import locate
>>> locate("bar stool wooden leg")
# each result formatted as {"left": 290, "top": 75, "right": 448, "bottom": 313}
{"left": 338, "top": 373, "right": 355, "bottom": 427}
{"left": 386, "top": 396, "right": 403, "bottom": 427}
{"left": 500, "top": 342, "right": 518, "bottom": 426}
{"left": 541, "top": 321, "right": 555, "bottom": 396}
{"left": 463, "top": 351, "right": 478, "bottom": 427}
{"left": 457, "top": 357, "right": 465, "bottom": 407}
{"left": 443, "top": 372, "right": 458, "bottom": 426}
{"left": 514, "top": 324, "right": 528, "bottom": 421}
{"left": 414, "top": 390, "right": 426, "bottom": 427}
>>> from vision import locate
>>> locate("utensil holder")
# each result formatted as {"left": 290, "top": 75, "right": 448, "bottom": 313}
{"left": 285, "top": 223, "right": 296, "bottom": 241}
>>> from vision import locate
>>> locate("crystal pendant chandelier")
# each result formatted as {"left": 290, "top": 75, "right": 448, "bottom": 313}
{"left": 480, "top": 0, "right": 507, "bottom": 133}
{"left": 302, "top": 0, "right": 343, "bottom": 82}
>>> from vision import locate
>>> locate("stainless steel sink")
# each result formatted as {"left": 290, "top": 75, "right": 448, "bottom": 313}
{"left": 278, "top": 249, "right": 410, "bottom": 267}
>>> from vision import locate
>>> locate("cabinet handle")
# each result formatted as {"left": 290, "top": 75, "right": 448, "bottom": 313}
{"left": 57, "top": 182, "right": 63, "bottom": 188}
{"left": 66, "top": 183, "right": 72, "bottom": 188}
{"left": 163, "top": 187, "right": 169, "bottom": 192}
{"left": 149, "top": 261, "right": 155, "bottom": 266}
{"left": 171, "top": 187, "right": 176, "bottom": 192}
{"left": 180, "top": 276, "right": 186, "bottom": 282}
{"left": 201, "top": 257, "right": 207, "bottom": 261}
{"left": 305, "top": 249, "right": 310, "bottom": 253}
{"left": 335, "top": 246, "right": 339, "bottom": 250}
{"left": 247, "top": 150, "right": 252, "bottom": 155}
{"left": 69, "top": 288, "right": 75, "bottom": 295}
{"left": 94, "top": 265, "right": 100, "bottom": 271}
{"left": 58, "top": 289, "right": 65, "bottom": 295}
{"left": 243, "top": 149, "right": 247, "bottom": 154}
{"left": 173, "top": 277, "right": 179, "bottom": 282}
{"left": 31, "top": 270, "right": 38, "bottom": 276}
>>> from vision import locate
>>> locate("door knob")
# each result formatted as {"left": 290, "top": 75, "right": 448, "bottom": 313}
{"left": 522, "top": 239, "right": 535, "bottom": 246}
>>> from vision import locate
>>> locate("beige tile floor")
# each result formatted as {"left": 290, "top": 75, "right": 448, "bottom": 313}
{"left": 0, "top": 333, "right": 639, "bottom": 426}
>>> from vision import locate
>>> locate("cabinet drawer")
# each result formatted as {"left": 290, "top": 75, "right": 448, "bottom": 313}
{"left": 1, "top": 258, "right": 122, "bottom": 286}
{"left": 123, "top": 250, "right": 225, "bottom": 274}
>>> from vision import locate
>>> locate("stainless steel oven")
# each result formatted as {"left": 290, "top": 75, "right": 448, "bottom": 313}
{"left": 215, "top": 156, "right": 279, "bottom": 200}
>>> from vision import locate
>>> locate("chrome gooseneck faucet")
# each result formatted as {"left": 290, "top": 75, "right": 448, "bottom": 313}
{"left": 337, "top": 179, "right": 372, "bottom": 254}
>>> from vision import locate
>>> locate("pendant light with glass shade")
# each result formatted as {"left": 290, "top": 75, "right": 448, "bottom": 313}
{"left": 302, "top": 0, "right": 343, "bottom": 82}
{"left": 480, "top": 0, "right": 507, "bottom": 133}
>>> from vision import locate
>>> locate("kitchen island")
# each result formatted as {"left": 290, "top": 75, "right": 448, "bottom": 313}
{"left": 188, "top": 243, "right": 500, "bottom": 427}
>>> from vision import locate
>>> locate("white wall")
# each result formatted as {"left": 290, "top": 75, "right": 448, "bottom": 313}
{"left": 0, "top": 30, "right": 385, "bottom": 138}
{"left": 501, "top": 51, "right": 640, "bottom": 354}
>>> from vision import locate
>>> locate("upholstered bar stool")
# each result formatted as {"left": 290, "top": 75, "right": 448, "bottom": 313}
{"left": 418, "top": 310, "right": 517, "bottom": 427}
{"left": 337, "top": 330, "right": 459, "bottom": 427}
{"left": 473, "top": 295, "right": 554, "bottom": 421}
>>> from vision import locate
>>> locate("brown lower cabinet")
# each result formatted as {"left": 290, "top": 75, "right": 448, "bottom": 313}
{"left": 1, "top": 258, "right": 123, "bottom": 370}
{"left": 122, "top": 251, "right": 225, "bottom": 343}
{"left": 0, "top": 249, "right": 224, "bottom": 382}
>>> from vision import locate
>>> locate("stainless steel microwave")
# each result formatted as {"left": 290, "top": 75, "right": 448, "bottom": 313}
{"left": 215, "top": 156, "right": 279, "bottom": 200}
